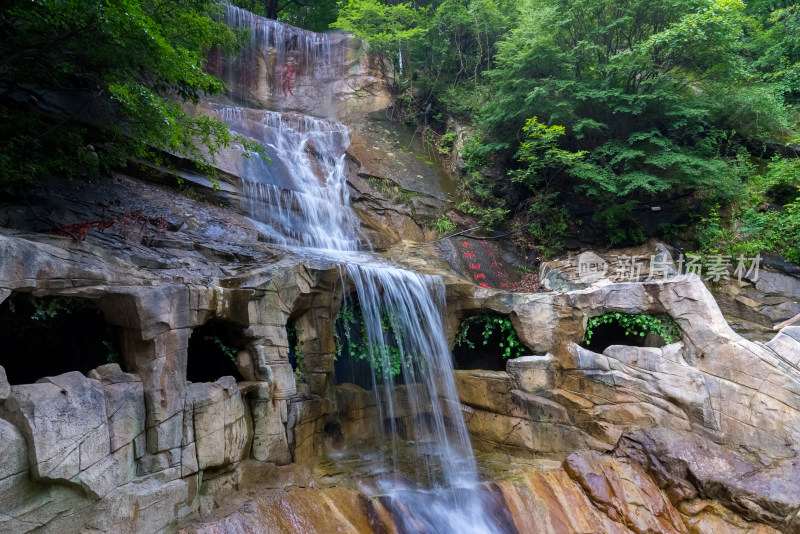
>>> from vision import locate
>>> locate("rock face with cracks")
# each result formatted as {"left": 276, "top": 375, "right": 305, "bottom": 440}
{"left": 1, "top": 42, "right": 800, "bottom": 534}
{"left": 2, "top": 196, "right": 800, "bottom": 533}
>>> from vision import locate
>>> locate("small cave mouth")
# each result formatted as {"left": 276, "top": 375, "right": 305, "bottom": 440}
{"left": 452, "top": 313, "right": 526, "bottom": 372}
{"left": 582, "top": 315, "right": 673, "bottom": 353}
{"left": 186, "top": 320, "right": 244, "bottom": 383}
{"left": 0, "top": 293, "right": 123, "bottom": 385}
{"left": 332, "top": 301, "right": 376, "bottom": 389}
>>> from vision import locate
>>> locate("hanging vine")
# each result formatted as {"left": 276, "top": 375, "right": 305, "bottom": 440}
{"left": 583, "top": 312, "right": 681, "bottom": 346}
{"left": 453, "top": 314, "right": 526, "bottom": 360}
{"left": 333, "top": 301, "right": 423, "bottom": 381}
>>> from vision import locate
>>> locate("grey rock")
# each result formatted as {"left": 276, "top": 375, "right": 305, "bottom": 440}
{"left": 0, "top": 365, "right": 9, "bottom": 401}
{"left": 617, "top": 428, "right": 800, "bottom": 531}
{"left": 0, "top": 418, "right": 28, "bottom": 483}
{"left": 755, "top": 270, "right": 800, "bottom": 299}
{"left": 94, "top": 365, "right": 145, "bottom": 453}
{"left": 250, "top": 398, "right": 291, "bottom": 465}
{"left": 5, "top": 371, "right": 111, "bottom": 492}
{"left": 188, "top": 376, "right": 250, "bottom": 470}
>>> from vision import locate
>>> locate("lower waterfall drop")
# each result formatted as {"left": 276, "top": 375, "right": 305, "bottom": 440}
{"left": 343, "top": 264, "right": 503, "bottom": 534}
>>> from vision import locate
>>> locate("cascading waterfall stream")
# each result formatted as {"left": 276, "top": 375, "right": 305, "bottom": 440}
{"left": 343, "top": 265, "right": 499, "bottom": 533}
{"left": 214, "top": 105, "right": 362, "bottom": 250}
{"left": 214, "top": 7, "right": 499, "bottom": 532}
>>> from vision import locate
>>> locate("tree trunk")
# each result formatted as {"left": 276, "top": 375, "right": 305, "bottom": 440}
{"left": 265, "top": 0, "right": 279, "bottom": 19}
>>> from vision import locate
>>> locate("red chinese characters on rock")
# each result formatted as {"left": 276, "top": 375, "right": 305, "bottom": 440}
{"left": 463, "top": 241, "right": 491, "bottom": 288}
{"left": 280, "top": 64, "right": 297, "bottom": 96}
{"left": 461, "top": 239, "right": 517, "bottom": 289}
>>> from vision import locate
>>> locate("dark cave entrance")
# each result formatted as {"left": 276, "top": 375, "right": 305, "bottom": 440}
{"left": 287, "top": 318, "right": 303, "bottom": 378}
{"left": 332, "top": 300, "right": 377, "bottom": 389}
{"left": 186, "top": 320, "right": 244, "bottom": 383}
{"left": 0, "top": 293, "right": 123, "bottom": 385}
{"left": 452, "top": 313, "right": 525, "bottom": 371}
{"left": 582, "top": 320, "right": 668, "bottom": 353}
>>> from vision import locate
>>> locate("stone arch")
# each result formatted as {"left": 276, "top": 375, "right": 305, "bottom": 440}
{"left": 186, "top": 318, "right": 246, "bottom": 383}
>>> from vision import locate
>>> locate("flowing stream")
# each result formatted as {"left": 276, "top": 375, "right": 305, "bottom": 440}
{"left": 214, "top": 7, "right": 499, "bottom": 532}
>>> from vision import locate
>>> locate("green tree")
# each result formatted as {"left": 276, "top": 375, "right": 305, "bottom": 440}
{"left": 0, "top": 0, "right": 264, "bottom": 185}
{"left": 231, "top": 0, "right": 340, "bottom": 32}
{"left": 332, "top": 0, "right": 428, "bottom": 76}
{"left": 469, "top": 0, "right": 786, "bottom": 243}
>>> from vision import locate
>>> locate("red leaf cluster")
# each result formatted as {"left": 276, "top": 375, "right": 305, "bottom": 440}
{"left": 58, "top": 210, "right": 164, "bottom": 242}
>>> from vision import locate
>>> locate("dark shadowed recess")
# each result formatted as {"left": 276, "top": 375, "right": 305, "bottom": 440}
{"left": 0, "top": 292, "right": 122, "bottom": 384}
{"left": 452, "top": 314, "right": 511, "bottom": 372}
{"left": 582, "top": 321, "right": 667, "bottom": 353}
{"left": 186, "top": 319, "right": 244, "bottom": 383}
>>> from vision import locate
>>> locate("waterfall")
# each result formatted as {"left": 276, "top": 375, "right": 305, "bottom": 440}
{"left": 343, "top": 264, "right": 499, "bottom": 533}
{"left": 214, "top": 105, "right": 362, "bottom": 250}
{"left": 214, "top": 7, "right": 498, "bottom": 532}
{"left": 215, "top": 4, "right": 346, "bottom": 117}
{"left": 223, "top": 3, "right": 333, "bottom": 72}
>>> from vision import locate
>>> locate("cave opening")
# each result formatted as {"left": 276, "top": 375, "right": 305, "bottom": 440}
{"left": 332, "top": 298, "right": 376, "bottom": 389}
{"left": 0, "top": 293, "right": 123, "bottom": 385}
{"left": 287, "top": 318, "right": 304, "bottom": 379}
{"left": 186, "top": 320, "right": 244, "bottom": 383}
{"left": 582, "top": 319, "right": 669, "bottom": 353}
{"left": 452, "top": 313, "right": 525, "bottom": 371}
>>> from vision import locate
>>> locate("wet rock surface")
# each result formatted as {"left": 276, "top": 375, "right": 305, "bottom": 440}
{"left": 1, "top": 17, "right": 800, "bottom": 534}
{"left": 3, "top": 165, "right": 800, "bottom": 532}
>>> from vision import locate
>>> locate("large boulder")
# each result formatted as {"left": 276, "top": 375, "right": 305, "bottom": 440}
{"left": 616, "top": 428, "right": 800, "bottom": 532}
{"left": 4, "top": 372, "right": 111, "bottom": 491}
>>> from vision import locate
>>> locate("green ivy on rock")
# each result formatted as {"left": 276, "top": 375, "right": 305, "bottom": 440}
{"left": 584, "top": 312, "right": 681, "bottom": 346}
{"left": 333, "top": 301, "right": 423, "bottom": 381}
{"left": 454, "top": 314, "right": 525, "bottom": 360}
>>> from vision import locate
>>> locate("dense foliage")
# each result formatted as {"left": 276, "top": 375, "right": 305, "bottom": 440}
{"left": 334, "top": 300, "right": 423, "bottom": 380}
{"left": 231, "top": 0, "right": 339, "bottom": 31}
{"left": 334, "top": 0, "right": 800, "bottom": 256}
{"left": 0, "top": 0, "right": 264, "bottom": 185}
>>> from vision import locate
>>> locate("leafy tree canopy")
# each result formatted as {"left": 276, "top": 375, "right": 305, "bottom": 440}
{"left": 0, "top": 0, "right": 262, "bottom": 185}
{"left": 333, "top": 0, "right": 798, "bottom": 251}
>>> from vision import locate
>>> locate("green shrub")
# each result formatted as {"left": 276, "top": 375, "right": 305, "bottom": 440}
{"left": 435, "top": 215, "right": 457, "bottom": 234}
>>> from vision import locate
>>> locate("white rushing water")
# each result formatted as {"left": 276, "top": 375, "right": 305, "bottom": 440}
{"left": 215, "top": 105, "right": 362, "bottom": 250}
{"left": 223, "top": 3, "right": 335, "bottom": 72}
{"left": 343, "top": 264, "right": 500, "bottom": 533}
{"left": 217, "top": 8, "right": 499, "bottom": 532}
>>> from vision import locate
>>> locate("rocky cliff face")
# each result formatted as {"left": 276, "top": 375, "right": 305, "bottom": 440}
{"left": 2, "top": 13, "right": 800, "bottom": 534}
{"left": 2, "top": 166, "right": 800, "bottom": 533}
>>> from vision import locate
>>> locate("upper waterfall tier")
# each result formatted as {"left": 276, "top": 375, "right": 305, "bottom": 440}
{"left": 207, "top": 4, "right": 391, "bottom": 120}
{"left": 214, "top": 105, "right": 363, "bottom": 251}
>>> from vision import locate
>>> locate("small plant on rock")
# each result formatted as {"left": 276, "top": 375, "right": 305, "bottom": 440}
{"left": 584, "top": 312, "right": 680, "bottom": 346}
